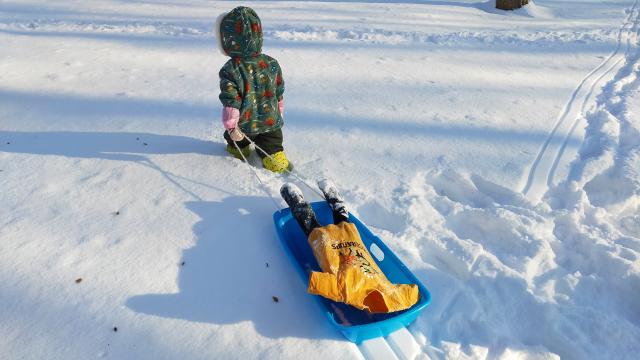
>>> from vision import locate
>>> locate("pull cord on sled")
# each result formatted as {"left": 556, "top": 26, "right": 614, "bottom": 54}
{"left": 231, "top": 137, "right": 324, "bottom": 209}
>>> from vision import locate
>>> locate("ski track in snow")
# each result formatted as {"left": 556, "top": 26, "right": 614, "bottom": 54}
{"left": 522, "top": 0, "right": 640, "bottom": 203}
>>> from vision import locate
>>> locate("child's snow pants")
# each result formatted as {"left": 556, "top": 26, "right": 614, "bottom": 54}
{"left": 224, "top": 128, "right": 284, "bottom": 158}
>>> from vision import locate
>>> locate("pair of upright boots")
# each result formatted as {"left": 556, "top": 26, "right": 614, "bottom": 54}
{"left": 280, "top": 179, "right": 348, "bottom": 236}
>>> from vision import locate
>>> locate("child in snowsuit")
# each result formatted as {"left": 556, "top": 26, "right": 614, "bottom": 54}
{"left": 217, "top": 6, "right": 290, "bottom": 173}
{"left": 280, "top": 181, "right": 420, "bottom": 313}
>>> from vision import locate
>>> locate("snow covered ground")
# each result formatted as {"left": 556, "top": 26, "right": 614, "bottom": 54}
{"left": 1, "top": 0, "right": 639, "bottom": 359}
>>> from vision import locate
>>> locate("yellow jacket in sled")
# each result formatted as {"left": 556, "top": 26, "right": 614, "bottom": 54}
{"left": 307, "top": 222, "right": 419, "bottom": 313}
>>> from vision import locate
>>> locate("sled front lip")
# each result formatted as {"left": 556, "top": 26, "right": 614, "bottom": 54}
{"left": 273, "top": 201, "right": 431, "bottom": 343}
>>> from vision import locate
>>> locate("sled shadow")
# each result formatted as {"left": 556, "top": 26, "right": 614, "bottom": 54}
{"left": 126, "top": 196, "right": 341, "bottom": 341}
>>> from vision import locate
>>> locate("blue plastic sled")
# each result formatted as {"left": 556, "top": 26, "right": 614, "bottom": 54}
{"left": 273, "top": 201, "right": 431, "bottom": 343}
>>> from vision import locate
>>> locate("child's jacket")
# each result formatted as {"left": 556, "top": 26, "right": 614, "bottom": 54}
{"left": 307, "top": 222, "right": 420, "bottom": 313}
{"left": 218, "top": 7, "right": 284, "bottom": 135}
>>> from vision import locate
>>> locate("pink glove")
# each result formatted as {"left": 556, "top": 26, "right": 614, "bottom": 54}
{"left": 278, "top": 99, "right": 284, "bottom": 117}
{"left": 227, "top": 127, "right": 245, "bottom": 142}
{"left": 222, "top": 106, "right": 240, "bottom": 130}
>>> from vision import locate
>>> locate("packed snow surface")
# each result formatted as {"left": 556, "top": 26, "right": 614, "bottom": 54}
{"left": 1, "top": 0, "right": 639, "bottom": 359}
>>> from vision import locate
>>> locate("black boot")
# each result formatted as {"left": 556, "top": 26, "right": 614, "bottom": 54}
{"left": 318, "top": 179, "right": 349, "bottom": 224}
{"left": 280, "top": 183, "right": 320, "bottom": 236}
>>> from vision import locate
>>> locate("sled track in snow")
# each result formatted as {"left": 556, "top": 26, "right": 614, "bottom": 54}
{"left": 521, "top": 0, "right": 640, "bottom": 202}
{"left": 547, "top": 2, "right": 640, "bottom": 187}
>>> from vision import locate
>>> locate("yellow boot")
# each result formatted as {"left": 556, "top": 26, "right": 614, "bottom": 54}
{"left": 262, "top": 151, "right": 291, "bottom": 173}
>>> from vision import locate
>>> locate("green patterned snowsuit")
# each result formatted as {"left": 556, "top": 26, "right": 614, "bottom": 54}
{"left": 218, "top": 7, "right": 284, "bottom": 136}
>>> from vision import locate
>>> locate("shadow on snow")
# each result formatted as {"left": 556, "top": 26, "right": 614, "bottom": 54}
{"left": 126, "top": 197, "right": 342, "bottom": 341}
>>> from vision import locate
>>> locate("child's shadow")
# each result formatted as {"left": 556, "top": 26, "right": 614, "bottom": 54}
{"left": 126, "top": 196, "right": 340, "bottom": 340}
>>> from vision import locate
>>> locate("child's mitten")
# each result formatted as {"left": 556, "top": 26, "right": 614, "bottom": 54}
{"left": 222, "top": 106, "right": 240, "bottom": 129}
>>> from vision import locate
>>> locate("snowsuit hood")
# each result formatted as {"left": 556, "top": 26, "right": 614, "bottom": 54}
{"left": 219, "top": 6, "right": 263, "bottom": 59}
